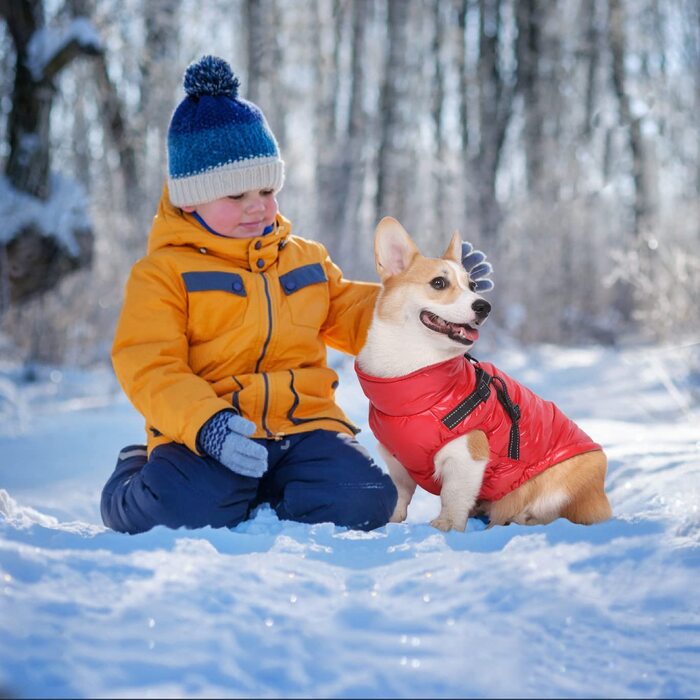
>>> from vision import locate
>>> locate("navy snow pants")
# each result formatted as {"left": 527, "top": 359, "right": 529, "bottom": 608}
{"left": 101, "top": 430, "right": 397, "bottom": 534}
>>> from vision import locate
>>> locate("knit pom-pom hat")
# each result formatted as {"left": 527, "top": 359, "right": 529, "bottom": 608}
{"left": 167, "top": 55, "right": 285, "bottom": 207}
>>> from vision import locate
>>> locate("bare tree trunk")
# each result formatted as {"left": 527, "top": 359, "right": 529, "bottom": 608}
{"left": 603, "top": 125, "right": 613, "bottom": 183}
{"left": 375, "top": 0, "right": 411, "bottom": 222}
{"left": 431, "top": 0, "right": 446, "bottom": 219}
{"left": 312, "top": 0, "right": 371, "bottom": 276}
{"left": 474, "top": 0, "right": 513, "bottom": 242}
{"left": 69, "top": 0, "right": 138, "bottom": 218}
{"left": 515, "top": 0, "right": 544, "bottom": 195}
{"left": 245, "top": 0, "right": 266, "bottom": 106}
{"left": 696, "top": 2, "right": 700, "bottom": 199}
{"left": 457, "top": 0, "right": 469, "bottom": 155}
{"left": 245, "top": 0, "right": 285, "bottom": 150}
{"left": 96, "top": 56, "right": 139, "bottom": 194}
{"left": 136, "top": 0, "right": 181, "bottom": 228}
{"left": 0, "top": 0, "right": 98, "bottom": 304}
{"left": 3, "top": 0, "right": 100, "bottom": 196}
{"left": 70, "top": 63, "right": 92, "bottom": 191}
{"left": 679, "top": 0, "right": 700, "bottom": 202}
{"left": 347, "top": 0, "right": 367, "bottom": 160}
{"left": 609, "top": 0, "right": 650, "bottom": 240}
{"left": 608, "top": 0, "right": 654, "bottom": 325}
{"left": 314, "top": 0, "right": 345, "bottom": 237}
{"left": 335, "top": 0, "right": 370, "bottom": 276}
{"left": 314, "top": 0, "right": 343, "bottom": 139}
{"left": 3, "top": 0, "right": 49, "bottom": 198}
{"left": 455, "top": 0, "right": 476, "bottom": 227}
{"left": 581, "top": 0, "right": 600, "bottom": 140}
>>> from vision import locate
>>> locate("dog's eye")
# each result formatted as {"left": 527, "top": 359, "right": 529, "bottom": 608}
{"left": 468, "top": 280, "right": 476, "bottom": 292}
{"left": 430, "top": 276, "right": 449, "bottom": 290}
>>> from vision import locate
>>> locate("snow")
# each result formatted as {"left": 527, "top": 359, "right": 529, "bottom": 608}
{"left": 0, "top": 173, "right": 89, "bottom": 255}
{"left": 1, "top": 344, "right": 699, "bottom": 698}
{"left": 26, "top": 18, "right": 102, "bottom": 82}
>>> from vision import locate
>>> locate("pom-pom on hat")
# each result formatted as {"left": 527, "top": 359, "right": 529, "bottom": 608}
{"left": 167, "top": 55, "right": 285, "bottom": 207}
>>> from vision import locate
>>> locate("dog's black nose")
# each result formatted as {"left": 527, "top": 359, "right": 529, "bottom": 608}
{"left": 472, "top": 299, "right": 491, "bottom": 320}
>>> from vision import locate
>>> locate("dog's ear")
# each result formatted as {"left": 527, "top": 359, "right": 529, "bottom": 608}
{"left": 374, "top": 217, "right": 419, "bottom": 281}
{"left": 442, "top": 231, "right": 462, "bottom": 264}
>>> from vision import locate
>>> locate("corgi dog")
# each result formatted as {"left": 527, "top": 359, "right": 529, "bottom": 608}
{"left": 356, "top": 217, "right": 612, "bottom": 532}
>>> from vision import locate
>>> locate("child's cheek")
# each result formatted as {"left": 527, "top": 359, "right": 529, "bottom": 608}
{"left": 267, "top": 198, "right": 279, "bottom": 220}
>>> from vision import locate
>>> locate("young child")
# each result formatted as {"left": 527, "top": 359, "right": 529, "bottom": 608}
{"left": 101, "top": 56, "right": 491, "bottom": 534}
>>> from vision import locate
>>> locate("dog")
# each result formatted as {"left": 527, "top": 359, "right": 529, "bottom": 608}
{"left": 356, "top": 217, "right": 612, "bottom": 532}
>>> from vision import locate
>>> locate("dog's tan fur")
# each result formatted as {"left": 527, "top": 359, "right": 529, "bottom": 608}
{"left": 467, "top": 430, "right": 490, "bottom": 462}
{"left": 482, "top": 451, "right": 611, "bottom": 526}
{"left": 358, "top": 217, "right": 612, "bottom": 531}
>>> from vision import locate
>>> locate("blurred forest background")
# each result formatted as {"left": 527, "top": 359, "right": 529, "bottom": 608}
{"left": 0, "top": 0, "right": 698, "bottom": 369}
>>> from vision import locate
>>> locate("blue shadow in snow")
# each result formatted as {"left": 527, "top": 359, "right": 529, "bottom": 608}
{"left": 0, "top": 513, "right": 667, "bottom": 573}
{"left": 438, "top": 516, "right": 664, "bottom": 553}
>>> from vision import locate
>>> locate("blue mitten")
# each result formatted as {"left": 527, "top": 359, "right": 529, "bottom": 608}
{"left": 198, "top": 410, "right": 268, "bottom": 478}
{"left": 461, "top": 241, "right": 494, "bottom": 292}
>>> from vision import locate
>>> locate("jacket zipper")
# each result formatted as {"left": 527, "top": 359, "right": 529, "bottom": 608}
{"left": 255, "top": 273, "right": 273, "bottom": 373}
{"left": 256, "top": 274, "right": 274, "bottom": 437}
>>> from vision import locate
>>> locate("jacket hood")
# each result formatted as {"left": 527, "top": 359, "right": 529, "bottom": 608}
{"left": 147, "top": 185, "right": 292, "bottom": 270}
{"left": 355, "top": 355, "right": 475, "bottom": 416}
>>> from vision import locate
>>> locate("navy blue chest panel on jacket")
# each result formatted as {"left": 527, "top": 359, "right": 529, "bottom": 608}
{"left": 277, "top": 258, "right": 330, "bottom": 331}
{"left": 278, "top": 263, "right": 327, "bottom": 295}
{"left": 182, "top": 271, "right": 246, "bottom": 296}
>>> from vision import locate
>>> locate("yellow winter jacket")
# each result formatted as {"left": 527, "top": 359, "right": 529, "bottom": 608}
{"left": 112, "top": 187, "right": 379, "bottom": 455}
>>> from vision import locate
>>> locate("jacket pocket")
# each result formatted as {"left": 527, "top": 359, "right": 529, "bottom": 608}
{"left": 279, "top": 263, "right": 329, "bottom": 329}
{"left": 182, "top": 271, "right": 248, "bottom": 339}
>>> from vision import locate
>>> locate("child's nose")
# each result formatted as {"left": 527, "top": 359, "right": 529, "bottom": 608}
{"left": 246, "top": 196, "right": 265, "bottom": 212}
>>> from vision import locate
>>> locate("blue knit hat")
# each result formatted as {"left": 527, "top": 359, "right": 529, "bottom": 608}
{"left": 167, "top": 55, "right": 285, "bottom": 207}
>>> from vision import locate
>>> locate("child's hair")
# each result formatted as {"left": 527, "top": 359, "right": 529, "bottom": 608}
{"left": 167, "top": 55, "right": 285, "bottom": 208}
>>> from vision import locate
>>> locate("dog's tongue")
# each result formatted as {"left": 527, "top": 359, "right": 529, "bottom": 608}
{"left": 450, "top": 323, "right": 479, "bottom": 342}
{"left": 420, "top": 310, "right": 479, "bottom": 345}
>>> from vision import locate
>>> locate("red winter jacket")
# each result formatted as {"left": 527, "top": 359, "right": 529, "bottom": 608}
{"left": 355, "top": 355, "right": 601, "bottom": 502}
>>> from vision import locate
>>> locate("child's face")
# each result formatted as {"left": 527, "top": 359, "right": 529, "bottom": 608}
{"left": 183, "top": 189, "right": 278, "bottom": 238}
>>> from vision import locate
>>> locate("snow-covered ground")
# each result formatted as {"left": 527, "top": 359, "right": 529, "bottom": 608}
{"left": 1, "top": 343, "right": 699, "bottom": 698}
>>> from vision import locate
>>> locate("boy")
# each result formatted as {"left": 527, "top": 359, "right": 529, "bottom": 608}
{"left": 101, "top": 56, "right": 491, "bottom": 534}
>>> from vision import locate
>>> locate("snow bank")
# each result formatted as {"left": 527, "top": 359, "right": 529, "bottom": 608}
{"left": 1, "top": 346, "right": 699, "bottom": 698}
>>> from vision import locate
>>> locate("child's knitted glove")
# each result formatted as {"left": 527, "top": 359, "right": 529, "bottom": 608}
{"left": 197, "top": 410, "right": 268, "bottom": 479}
{"left": 461, "top": 241, "right": 494, "bottom": 292}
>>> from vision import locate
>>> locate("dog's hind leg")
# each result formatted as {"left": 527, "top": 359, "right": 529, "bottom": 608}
{"left": 489, "top": 451, "right": 612, "bottom": 526}
{"left": 560, "top": 453, "right": 612, "bottom": 524}
{"left": 379, "top": 443, "right": 417, "bottom": 523}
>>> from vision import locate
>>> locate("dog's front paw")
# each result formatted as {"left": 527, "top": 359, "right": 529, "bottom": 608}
{"left": 390, "top": 502, "right": 409, "bottom": 523}
{"left": 431, "top": 514, "right": 469, "bottom": 532}
{"left": 430, "top": 516, "right": 454, "bottom": 531}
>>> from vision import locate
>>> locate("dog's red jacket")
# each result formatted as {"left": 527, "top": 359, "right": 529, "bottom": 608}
{"left": 356, "top": 355, "right": 601, "bottom": 501}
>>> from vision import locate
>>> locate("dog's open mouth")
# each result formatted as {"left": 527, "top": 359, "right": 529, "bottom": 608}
{"left": 420, "top": 310, "right": 479, "bottom": 345}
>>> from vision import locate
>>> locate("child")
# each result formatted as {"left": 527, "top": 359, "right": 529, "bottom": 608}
{"left": 101, "top": 56, "right": 491, "bottom": 534}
